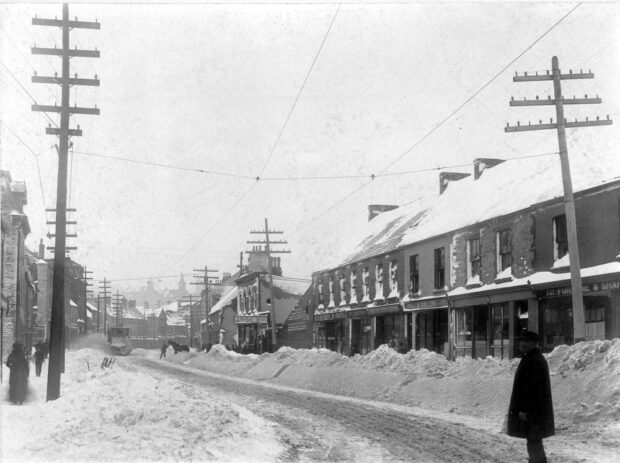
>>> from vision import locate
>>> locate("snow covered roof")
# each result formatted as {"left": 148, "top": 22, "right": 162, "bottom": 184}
{"left": 272, "top": 277, "right": 311, "bottom": 297}
{"left": 209, "top": 286, "right": 237, "bottom": 315}
{"left": 319, "top": 152, "right": 620, "bottom": 272}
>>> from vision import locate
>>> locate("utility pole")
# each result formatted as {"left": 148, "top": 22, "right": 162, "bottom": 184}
{"left": 179, "top": 294, "right": 194, "bottom": 346}
{"left": 32, "top": 4, "right": 100, "bottom": 402}
{"left": 192, "top": 266, "right": 218, "bottom": 347}
{"left": 247, "top": 219, "right": 291, "bottom": 348}
{"left": 112, "top": 291, "right": 124, "bottom": 327}
{"left": 506, "top": 56, "right": 613, "bottom": 343}
{"left": 237, "top": 251, "right": 245, "bottom": 276}
{"left": 98, "top": 278, "right": 110, "bottom": 336}
{"left": 81, "top": 267, "right": 93, "bottom": 335}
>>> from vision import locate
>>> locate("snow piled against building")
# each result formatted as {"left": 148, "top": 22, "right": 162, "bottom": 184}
{"left": 165, "top": 339, "right": 620, "bottom": 428}
{"left": 0, "top": 349, "right": 283, "bottom": 463}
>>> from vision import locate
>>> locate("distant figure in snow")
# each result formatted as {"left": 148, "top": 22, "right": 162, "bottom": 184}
{"left": 506, "top": 331, "right": 554, "bottom": 463}
{"left": 34, "top": 345, "right": 45, "bottom": 377}
{"left": 160, "top": 342, "right": 168, "bottom": 359}
{"left": 6, "top": 343, "right": 29, "bottom": 404}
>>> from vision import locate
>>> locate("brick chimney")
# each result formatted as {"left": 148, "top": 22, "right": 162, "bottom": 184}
{"left": 367, "top": 204, "right": 399, "bottom": 221}
{"left": 474, "top": 158, "right": 505, "bottom": 180}
{"left": 439, "top": 172, "right": 471, "bottom": 195}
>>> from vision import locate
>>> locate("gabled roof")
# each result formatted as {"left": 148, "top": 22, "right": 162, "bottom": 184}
{"left": 209, "top": 285, "right": 237, "bottom": 315}
{"left": 318, "top": 152, "right": 620, "bottom": 273}
{"left": 272, "top": 276, "right": 311, "bottom": 297}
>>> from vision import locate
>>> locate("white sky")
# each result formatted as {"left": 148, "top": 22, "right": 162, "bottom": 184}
{"left": 1, "top": 1, "right": 619, "bottom": 293}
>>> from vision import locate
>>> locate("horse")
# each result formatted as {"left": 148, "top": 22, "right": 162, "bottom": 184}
{"left": 167, "top": 340, "right": 189, "bottom": 354}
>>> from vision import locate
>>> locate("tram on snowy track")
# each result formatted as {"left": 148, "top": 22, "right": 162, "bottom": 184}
{"left": 107, "top": 327, "right": 133, "bottom": 355}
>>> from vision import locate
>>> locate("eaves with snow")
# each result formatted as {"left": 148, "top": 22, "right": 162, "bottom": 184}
{"left": 317, "top": 151, "right": 620, "bottom": 274}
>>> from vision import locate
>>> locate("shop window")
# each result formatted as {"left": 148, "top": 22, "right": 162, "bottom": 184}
{"left": 409, "top": 254, "right": 419, "bottom": 295}
{"left": 455, "top": 308, "right": 473, "bottom": 357}
{"left": 553, "top": 214, "right": 568, "bottom": 260}
{"left": 374, "top": 263, "right": 384, "bottom": 301}
{"left": 497, "top": 229, "right": 512, "bottom": 273}
{"left": 434, "top": 247, "right": 445, "bottom": 290}
{"left": 467, "top": 237, "right": 481, "bottom": 282}
{"left": 350, "top": 270, "right": 358, "bottom": 304}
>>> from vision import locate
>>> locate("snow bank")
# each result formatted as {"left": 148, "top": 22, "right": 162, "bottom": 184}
{"left": 1, "top": 348, "right": 283, "bottom": 462}
{"left": 163, "top": 340, "right": 620, "bottom": 426}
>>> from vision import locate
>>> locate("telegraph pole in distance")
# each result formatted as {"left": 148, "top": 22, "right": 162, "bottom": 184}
{"left": 247, "top": 219, "right": 291, "bottom": 348}
{"left": 506, "top": 56, "right": 613, "bottom": 343}
{"left": 32, "top": 3, "right": 100, "bottom": 401}
{"left": 112, "top": 290, "right": 124, "bottom": 327}
{"left": 81, "top": 267, "right": 93, "bottom": 335}
{"left": 192, "top": 266, "right": 219, "bottom": 347}
{"left": 98, "top": 278, "right": 110, "bottom": 336}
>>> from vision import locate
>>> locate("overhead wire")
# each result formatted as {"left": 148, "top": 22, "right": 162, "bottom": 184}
{"left": 257, "top": 3, "right": 341, "bottom": 179}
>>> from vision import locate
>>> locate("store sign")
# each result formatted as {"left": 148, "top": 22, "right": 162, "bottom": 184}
{"left": 314, "top": 310, "right": 348, "bottom": 322}
{"left": 539, "top": 279, "right": 620, "bottom": 297}
{"left": 235, "top": 314, "right": 268, "bottom": 325}
{"left": 287, "top": 306, "right": 310, "bottom": 332}
{"left": 405, "top": 297, "right": 447, "bottom": 311}
{"left": 367, "top": 304, "right": 402, "bottom": 316}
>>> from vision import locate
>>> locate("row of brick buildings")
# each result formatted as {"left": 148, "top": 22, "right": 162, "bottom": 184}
{"left": 307, "top": 156, "right": 620, "bottom": 359}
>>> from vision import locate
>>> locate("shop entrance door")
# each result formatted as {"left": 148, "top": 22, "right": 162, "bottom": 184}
{"left": 473, "top": 305, "right": 489, "bottom": 358}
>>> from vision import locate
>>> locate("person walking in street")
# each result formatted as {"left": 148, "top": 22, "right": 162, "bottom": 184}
{"left": 34, "top": 345, "right": 45, "bottom": 377}
{"left": 160, "top": 342, "right": 168, "bottom": 359}
{"left": 6, "top": 343, "right": 29, "bottom": 405}
{"left": 506, "top": 331, "right": 555, "bottom": 463}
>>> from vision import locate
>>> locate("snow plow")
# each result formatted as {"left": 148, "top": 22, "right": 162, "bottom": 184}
{"left": 107, "top": 327, "right": 133, "bottom": 356}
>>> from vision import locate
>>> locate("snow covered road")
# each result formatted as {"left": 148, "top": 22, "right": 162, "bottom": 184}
{"left": 131, "top": 355, "right": 529, "bottom": 463}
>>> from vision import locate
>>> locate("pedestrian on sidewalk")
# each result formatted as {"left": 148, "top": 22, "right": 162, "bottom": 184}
{"left": 6, "top": 343, "right": 29, "bottom": 405}
{"left": 160, "top": 342, "right": 168, "bottom": 359}
{"left": 34, "top": 345, "right": 45, "bottom": 377}
{"left": 506, "top": 331, "right": 554, "bottom": 463}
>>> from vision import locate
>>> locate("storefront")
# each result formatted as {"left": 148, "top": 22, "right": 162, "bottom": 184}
{"left": 404, "top": 296, "right": 449, "bottom": 357}
{"left": 536, "top": 277, "right": 620, "bottom": 352}
{"left": 349, "top": 309, "right": 372, "bottom": 355}
{"left": 235, "top": 312, "right": 270, "bottom": 353}
{"left": 314, "top": 310, "right": 348, "bottom": 352}
{"left": 368, "top": 304, "right": 405, "bottom": 349}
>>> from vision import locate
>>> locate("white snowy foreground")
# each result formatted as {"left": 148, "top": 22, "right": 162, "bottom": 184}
{"left": 2, "top": 338, "right": 620, "bottom": 462}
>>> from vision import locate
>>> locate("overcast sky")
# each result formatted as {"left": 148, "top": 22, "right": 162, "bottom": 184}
{"left": 1, "top": 1, "right": 619, "bottom": 293}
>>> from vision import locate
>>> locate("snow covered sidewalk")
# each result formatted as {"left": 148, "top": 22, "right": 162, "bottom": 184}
{"left": 0, "top": 348, "right": 283, "bottom": 462}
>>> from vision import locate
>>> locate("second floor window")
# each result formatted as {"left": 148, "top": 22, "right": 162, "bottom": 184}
{"left": 497, "top": 230, "right": 512, "bottom": 272}
{"left": 553, "top": 214, "right": 568, "bottom": 260}
{"left": 350, "top": 270, "right": 358, "bottom": 303}
{"left": 375, "top": 263, "right": 384, "bottom": 300}
{"left": 362, "top": 267, "right": 370, "bottom": 300}
{"left": 409, "top": 254, "right": 419, "bottom": 294}
{"left": 434, "top": 247, "right": 445, "bottom": 290}
{"left": 468, "top": 237, "right": 480, "bottom": 280}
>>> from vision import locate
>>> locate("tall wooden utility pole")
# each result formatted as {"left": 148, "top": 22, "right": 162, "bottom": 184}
{"left": 506, "top": 56, "right": 612, "bottom": 343}
{"left": 81, "top": 267, "right": 93, "bottom": 335}
{"left": 192, "top": 266, "right": 218, "bottom": 346}
{"left": 32, "top": 4, "right": 100, "bottom": 401}
{"left": 247, "top": 219, "right": 291, "bottom": 348}
{"left": 112, "top": 291, "right": 124, "bottom": 327}
{"left": 98, "top": 278, "right": 110, "bottom": 335}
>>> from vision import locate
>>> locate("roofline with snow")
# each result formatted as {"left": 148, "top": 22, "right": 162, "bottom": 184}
{"left": 313, "top": 176, "right": 620, "bottom": 276}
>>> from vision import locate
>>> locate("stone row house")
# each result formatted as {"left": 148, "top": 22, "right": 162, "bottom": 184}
{"left": 311, "top": 157, "right": 620, "bottom": 360}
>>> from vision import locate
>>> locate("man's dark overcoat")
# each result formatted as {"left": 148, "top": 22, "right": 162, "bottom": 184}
{"left": 6, "top": 348, "right": 29, "bottom": 404}
{"left": 507, "top": 347, "right": 555, "bottom": 439}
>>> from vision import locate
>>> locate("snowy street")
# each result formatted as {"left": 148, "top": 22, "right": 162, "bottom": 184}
{"left": 4, "top": 340, "right": 618, "bottom": 463}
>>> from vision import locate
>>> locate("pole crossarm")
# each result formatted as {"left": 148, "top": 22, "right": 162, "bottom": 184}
{"left": 32, "top": 104, "right": 100, "bottom": 115}
{"left": 513, "top": 71, "right": 593, "bottom": 82}
{"left": 32, "top": 47, "right": 100, "bottom": 58}
{"left": 250, "top": 230, "right": 283, "bottom": 234}
{"left": 509, "top": 97, "right": 602, "bottom": 106}
{"left": 246, "top": 240, "right": 288, "bottom": 245}
{"left": 33, "top": 75, "right": 100, "bottom": 86}
{"left": 245, "top": 250, "right": 291, "bottom": 254}
{"left": 505, "top": 117, "right": 612, "bottom": 132}
{"left": 33, "top": 17, "right": 101, "bottom": 29}
{"left": 47, "top": 233, "right": 77, "bottom": 238}
{"left": 46, "top": 127, "right": 82, "bottom": 136}
{"left": 46, "top": 221, "right": 77, "bottom": 225}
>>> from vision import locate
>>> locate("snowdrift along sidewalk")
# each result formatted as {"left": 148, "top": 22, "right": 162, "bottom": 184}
{"left": 158, "top": 339, "right": 620, "bottom": 425}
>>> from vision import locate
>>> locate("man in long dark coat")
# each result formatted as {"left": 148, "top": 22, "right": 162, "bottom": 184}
{"left": 6, "top": 343, "right": 29, "bottom": 405}
{"left": 507, "top": 331, "right": 554, "bottom": 463}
